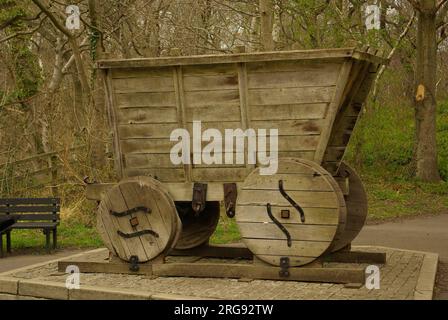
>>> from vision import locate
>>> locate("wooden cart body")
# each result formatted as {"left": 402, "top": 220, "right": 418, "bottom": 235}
{"left": 95, "top": 48, "right": 384, "bottom": 202}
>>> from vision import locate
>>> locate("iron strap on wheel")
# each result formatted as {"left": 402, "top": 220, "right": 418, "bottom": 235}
{"left": 117, "top": 230, "right": 159, "bottom": 239}
{"left": 266, "top": 203, "right": 292, "bottom": 247}
{"left": 278, "top": 180, "right": 306, "bottom": 223}
{"left": 110, "top": 206, "right": 151, "bottom": 217}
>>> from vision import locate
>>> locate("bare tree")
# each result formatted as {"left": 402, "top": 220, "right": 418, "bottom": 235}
{"left": 259, "top": 0, "right": 274, "bottom": 50}
{"left": 409, "top": 0, "right": 446, "bottom": 181}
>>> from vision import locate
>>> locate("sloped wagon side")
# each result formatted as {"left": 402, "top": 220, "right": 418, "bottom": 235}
{"left": 90, "top": 48, "right": 385, "bottom": 265}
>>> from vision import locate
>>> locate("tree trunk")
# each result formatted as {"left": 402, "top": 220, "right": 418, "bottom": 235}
{"left": 88, "top": 0, "right": 107, "bottom": 171}
{"left": 414, "top": 0, "right": 441, "bottom": 182}
{"left": 259, "top": 0, "right": 274, "bottom": 51}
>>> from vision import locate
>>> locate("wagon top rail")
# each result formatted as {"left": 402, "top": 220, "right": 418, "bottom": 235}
{"left": 97, "top": 47, "right": 387, "bottom": 69}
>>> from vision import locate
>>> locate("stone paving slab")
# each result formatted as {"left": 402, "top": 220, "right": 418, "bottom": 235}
{"left": 0, "top": 246, "right": 438, "bottom": 300}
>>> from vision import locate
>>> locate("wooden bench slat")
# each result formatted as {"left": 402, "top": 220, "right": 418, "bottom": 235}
{"left": 13, "top": 222, "right": 58, "bottom": 229}
{"left": 0, "top": 206, "right": 60, "bottom": 213}
{"left": 0, "top": 198, "right": 60, "bottom": 205}
{"left": 0, "top": 214, "right": 60, "bottom": 221}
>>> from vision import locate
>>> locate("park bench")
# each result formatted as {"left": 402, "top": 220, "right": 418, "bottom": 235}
{"left": 0, "top": 198, "right": 61, "bottom": 257}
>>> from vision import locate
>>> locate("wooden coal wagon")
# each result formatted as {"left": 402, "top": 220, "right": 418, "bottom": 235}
{"left": 81, "top": 48, "right": 387, "bottom": 283}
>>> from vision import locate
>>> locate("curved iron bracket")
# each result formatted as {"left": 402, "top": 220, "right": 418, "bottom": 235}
{"left": 267, "top": 203, "right": 292, "bottom": 247}
{"left": 278, "top": 180, "right": 306, "bottom": 223}
{"left": 110, "top": 206, "right": 151, "bottom": 217}
{"left": 117, "top": 229, "right": 159, "bottom": 239}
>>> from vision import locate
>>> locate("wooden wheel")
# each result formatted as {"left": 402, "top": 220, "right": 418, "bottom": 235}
{"left": 236, "top": 158, "right": 346, "bottom": 267}
{"left": 332, "top": 162, "right": 368, "bottom": 252}
{"left": 174, "top": 202, "right": 221, "bottom": 250}
{"left": 97, "top": 176, "right": 181, "bottom": 263}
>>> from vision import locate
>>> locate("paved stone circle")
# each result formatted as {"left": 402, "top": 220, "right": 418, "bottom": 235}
{"left": 0, "top": 246, "right": 437, "bottom": 300}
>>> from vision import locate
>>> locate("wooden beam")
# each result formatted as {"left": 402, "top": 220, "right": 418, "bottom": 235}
{"left": 97, "top": 48, "right": 386, "bottom": 70}
{"left": 170, "top": 244, "right": 253, "bottom": 259}
{"left": 323, "top": 251, "right": 387, "bottom": 264}
{"left": 57, "top": 259, "right": 365, "bottom": 284}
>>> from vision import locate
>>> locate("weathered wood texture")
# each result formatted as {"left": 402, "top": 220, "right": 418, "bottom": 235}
{"left": 101, "top": 49, "right": 383, "bottom": 186}
{"left": 332, "top": 162, "right": 368, "bottom": 252}
{"left": 236, "top": 159, "right": 347, "bottom": 267}
{"left": 97, "top": 176, "right": 181, "bottom": 262}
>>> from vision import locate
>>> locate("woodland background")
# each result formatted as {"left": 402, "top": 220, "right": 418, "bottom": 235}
{"left": 1, "top": 0, "right": 447, "bottom": 248}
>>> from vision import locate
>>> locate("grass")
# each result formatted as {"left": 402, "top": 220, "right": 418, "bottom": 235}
{"left": 9, "top": 221, "right": 103, "bottom": 251}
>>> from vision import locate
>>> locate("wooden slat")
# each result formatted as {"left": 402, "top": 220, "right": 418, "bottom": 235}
{"left": 238, "top": 223, "right": 337, "bottom": 241}
{"left": 173, "top": 66, "right": 191, "bottom": 182}
{"left": 192, "top": 167, "right": 251, "bottom": 182}
{"left": 0, "top": 206, "right": 60, "bottom": 213}
{"left": 118, "top": 123, "right": 180, "bottom": 139}
{"left": 251, "top": 119, "right": 324, "bottom": 136}
{"left": 235, "top": 205, "right": 339, "bottom": 225}
{"left": 182, "top": 63, "right": 239, "bottom": 76}
{"left": 112, "top": 76, "right": 174, "bottom": 93}
{"left": 183, "top": 74, "right": 239, "bottom": 91}
{"left": 248, "top": 86, "right": 335, "bottom": 106}
{"left": 115, "top": 92, "right": 176, "bottom": 108}
{"left": 1, "top": 214, "right": 60, "bottom": 220}
{"left": 278, "top": 136, "right": 321, "bottom": 152}
{"left": 118, "top": 135, "right": 314, "bottom": 155}
{"left": 243, "top": 239, "right": 331, "bottom": 257}
{"left": 185, "top": 90, "right": 240, "bottom": 106}
{"left": 111, "top": 67, "right": 173, "bottom": 79}
{"left": 250, "top": 103, "right": 328, "bottom": 121}
{"left": 0, "top": 198, "right": 60, "bottom": 205}
{"left": 247, "top": 68, "right": 339, "bottom": 88}
{"left": 124, "top": 168, "right": 185, "bottom": 182}
{"left": 125, "top": 154, "right": 177, "bottom": 169}
{"left": 247, "top": 60, "right": 342, "bottom": 73}
{"left": 98, "top": 48, "right": 386, "bottom": 69}
{"left": 12, "top": 222, "right": 58, "bottom": 229}
{"left": 238, "top": 190, "right": 339, "bottom": 208}
{"left": 120, "top": 139, "right": 175, "bottom": 154}
{"left": 185, "top": 104, "right": 241, "bottom": 122}
{"left": 105, "top": 71, "right": 124, "bottom": 178}
{"left": 241, "top": 174, "right": 335, "bottom": 191}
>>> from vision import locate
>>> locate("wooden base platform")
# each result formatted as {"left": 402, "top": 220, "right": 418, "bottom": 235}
{"left": 58, "top": 244, "right": 386, "bottom": 285}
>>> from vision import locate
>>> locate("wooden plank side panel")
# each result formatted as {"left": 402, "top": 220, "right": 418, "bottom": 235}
{"left": 112, "top": 76, "right": 174, "bottom": 93}
{"left": 250, "top": 104, "right": 328, "bottom": 121}
{"left": 183, "top": 74, "right": 239, "bottom": 91}
{"left": 314, "top": 60, "right": 354, "bottom": 164}
{"left": 118, "top": 123, "right": 180, "bottom": 139}
{"left": 249, "top": 87, "right": 335, "bottom": 106}
{"left": 116, "top": 108, "right": 178, "bottom": 125}
{"left": 322, "top": 61, "right": 377, "bottom": 174}
{"left": 115, "top": 92, "right": 177, "bottom": 108}
{"left": 247, "top": 61, "right": 341, "bottom": 88}
{"left": 252, "top": 119, "right": 324, "bottom": 136}
{"left": 104, "top": 71, "right": 125, "bottom": 178}
{"left": 111, "top": 67, "right": 173, "bottom": 79}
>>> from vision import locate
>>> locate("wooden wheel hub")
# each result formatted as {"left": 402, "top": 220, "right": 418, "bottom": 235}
{"left": 236, "top": 158, "right": 347, "bottom": 267}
